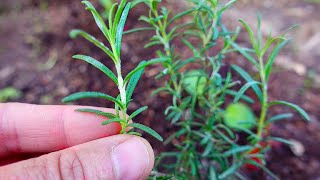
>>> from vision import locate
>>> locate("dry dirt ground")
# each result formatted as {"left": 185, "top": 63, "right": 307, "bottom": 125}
{"left": 0, "top": 0, "right": 319, "bottom": 179}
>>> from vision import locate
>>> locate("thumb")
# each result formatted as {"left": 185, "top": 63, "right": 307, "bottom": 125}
{"left": 0, "top": 135, "right": 154, "bottom": 180}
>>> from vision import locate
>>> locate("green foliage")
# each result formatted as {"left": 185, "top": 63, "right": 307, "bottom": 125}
{"left": 130, "top": 0, "right": 310, "bottom": 179}
{"left": 224, "top": 103, "right": 256, "bottom": 130}
{"left": 63, "top": 0, "right": 163, "bottom": 141}
{"left": 0, "top": 87, "right": 22, "bottom": 102}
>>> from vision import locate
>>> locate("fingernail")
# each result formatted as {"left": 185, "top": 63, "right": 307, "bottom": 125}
{"left": 111, "top": 138, "right": 150, "bottom": 180}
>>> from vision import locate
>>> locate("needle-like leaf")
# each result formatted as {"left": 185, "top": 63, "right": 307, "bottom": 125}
{"left": 75, "top": 108, "right": 117, "bottom": 119}
{"left": 62, "top": 92, "right": 124, "bottom": 109}
{"left": 128, "top": 123, "right": 163, "bottom": 141}
{"left": 115, "top": 2, "right": 131, "bottom": 55}
{"left": 72, "top": 55, "right": 118, "bottom": 85}
{"left": 268, "top": 101, "right": 310, "bottom": 121}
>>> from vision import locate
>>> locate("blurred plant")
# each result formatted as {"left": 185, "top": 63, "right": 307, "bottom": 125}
{"left": 100, "top": 0, "right": 114, "bottom": 19}
{"left": 0, "top": 87, "right": 22, "bottom": 102}
{"left": 127, "top": 0, "right": 310, "bottom": 179}
{"left": 62, "top": 0, "right": 164, "bottom": 141}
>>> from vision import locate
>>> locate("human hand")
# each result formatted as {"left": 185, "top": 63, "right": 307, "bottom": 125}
{"left": 0, "top": 103, "right": 154, "bottom": 179}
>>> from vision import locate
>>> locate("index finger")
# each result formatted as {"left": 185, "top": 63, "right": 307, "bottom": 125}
{"left": 0, "top": 103, "right": 121, "bottom": 157}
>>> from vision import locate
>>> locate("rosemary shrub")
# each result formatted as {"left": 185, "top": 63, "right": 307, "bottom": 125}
{"left": 127, "top": 0, "right": 310, "bottom": 179}
{"left": 63, "top": 0, "right": 310, "bottom": 179}
{"left": 63, "top": 0, "right": 164, "bottom": 141}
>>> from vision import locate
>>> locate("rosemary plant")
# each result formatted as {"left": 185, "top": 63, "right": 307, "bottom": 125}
{"left": 129, "top": 0, "right": 310, "bottom": 179}
{"left": 62, "top": 0, "right": 165, "bottom": 141}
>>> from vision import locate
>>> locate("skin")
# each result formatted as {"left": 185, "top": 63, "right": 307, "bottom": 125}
{"left": 0, "top": 103, "right": 155, "bottom": 180}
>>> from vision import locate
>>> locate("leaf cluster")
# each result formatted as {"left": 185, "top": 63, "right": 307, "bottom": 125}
{"left": 63, "top": 0, "right": 164, "bottom": 141}
{"left": 131, "top": 0, "right": 310, "bottom": 179}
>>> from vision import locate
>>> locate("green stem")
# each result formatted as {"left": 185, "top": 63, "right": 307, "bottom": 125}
{"left": 257, "top": 57, "right": 268, "bottom": 140}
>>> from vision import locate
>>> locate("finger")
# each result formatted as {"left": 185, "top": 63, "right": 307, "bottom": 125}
{"left": 0, "top": 135, "right": 154, "bottom": 180}
{"left": 0, "top": 103, "right": 121, "bottom": 157}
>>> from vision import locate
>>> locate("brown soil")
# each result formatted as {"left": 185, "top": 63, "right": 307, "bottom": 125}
{"left": 0, "top": 0, "right": 319, "bottom": 179}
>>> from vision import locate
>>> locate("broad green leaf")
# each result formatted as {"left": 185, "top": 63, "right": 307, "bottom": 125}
{"left": 124, "top": 57, "right": 169, "bottom": 83}
{"left": 265, "top": 39, "right": 289, "bottom": 81}
{"left": 268, "top": 101, "right": 310, "bottom": 121}
{"left": 128, "top": 123, "right": 163, "bottom": 141}
{"left": 72, "top": 55, "right": 118, "bottom": 85}
{"left": 69, "top": 30, "right": 115, "bottom": 61}
{"left": 62, "top": 92, "right": 124, "bottom": 109}
{"left": 126, "top": 61, "right": 145, "bottom": 103}
{"left": 82, "top": 1, "right": 110, "bottom": 41}
{"left": 234, "top": 81, "right": 260, "bottom": 103}
{"left": 75, "top": 108, "right": 117, "bottom": 119}
{"left": 267, "top": 113, "right": 293, "bottom": 123}
{"left": 115, "top": 2, "right": 131, "bottom": 55}
{"left": 231, "top": 65, "right": 263, "bottom": 102}
{"left": 101, "top": 118, "right": 123, "bottom": 125}
{"left": 128, "top": 106, "right": 148, "bottom": 121}
{"left": 224, "top": 103, "right": 256, "bottom": 130}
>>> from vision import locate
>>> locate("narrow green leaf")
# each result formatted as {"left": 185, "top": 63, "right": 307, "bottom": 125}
{"left": 123, "top": 27, "right": 155, "bottom": 35}
{"left": 261, "top": 36, "right": 285, "bottom": 57}
{"left": 231, "top": 65, "right": 263, "bottom": 102}
{"left": 101, "top": 118, "right": 123, "bottom": 125}
{"left": 257, "top": 14, "right": 262, "bottom": 51}
{"left": 267, "top": 113, "right": 293, "bottom": 123}
{"left": 223, "top": 145, "right": 252, "bottom": 157}
{"left": 239, "top": 19, "right": 257, "bottom": 53}
{"left": 231, "top": 41, "right": 259, "bottom": 68}
{"left": 124, "top": 57, "right": 169, "bottom": 83}
{"left": 126, "top": 61, "right": 145, "bottom": 103}
{"left": 62, "top": 92, "right": 124, "bottom": 109}
{"left": 75, "top": 108, "right": 117, "bottom": 119}
{"left": 108, "top": 3, "right": 118, "bottom": 30}
{"left": 225, "top": 90, "right": 255, "bottom": 104}
{"left": 218, "top": 163, "right": 241, "bottom": 179}
{"left": 219, "top": 0, "right": 237, "bottom": 14}
{"left": 112, "top": 0, "right": 126, "bottom": 34}
{"left": 267, "top": 137, "right": 294, "bottom": 146}
{"left": 72, "top": 55, "right": 118, "bottom": 85}
{"left": 168, "top": 8, "right": 194, "bottom": 25}
{"left": 246, "top": 159, "right": 279, "bottom": 180}
{"left": 128, "top": 123, "right": 163, "bottom": 141}
{"left": 69, "top": 30, "right": 115, "bottom": 61}
{"left": 269, "top": 101, "right": 310, "bottom": 121}
{"left": 265, "top": 39, "right": 289, "bottom": 81}
{"left": 234, "top": 81, "right": 260, "bottom": 103}
{"left": 82, "top": 1, "right": 110, "bottom": 41}
{"left": 115, "top": 2, "right": 131, "bottom": 55}
{"left": 144, "top": 41, "right": 162, "bottom": 48}
{"left": 128, "top": 106, "right": 148, "bottom": 120}
{"left": 128, "top": 131, "right": 142, "bottom": 136}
